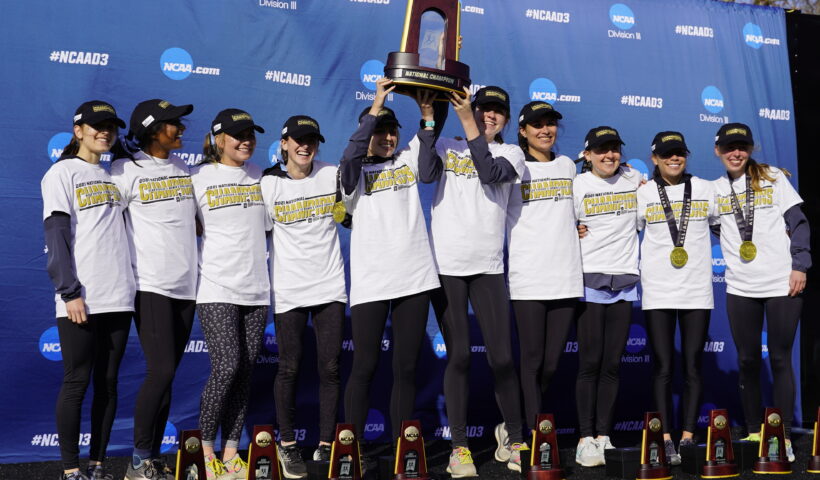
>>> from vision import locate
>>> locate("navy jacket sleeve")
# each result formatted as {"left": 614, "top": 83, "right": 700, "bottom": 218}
{"left": 340, "top": 115, "right": 378, "bottom": 195}
{"left": 467, "top": 136, "right": 517, "bottom": 184}
{"left": 418, "top": 101, "right": 449, "bottom": 183}
{"left": 784, "top": 203, "right": 811, "bottom": 272}
{"left": 44, "top": 212, "right": 82, "bottom": 301}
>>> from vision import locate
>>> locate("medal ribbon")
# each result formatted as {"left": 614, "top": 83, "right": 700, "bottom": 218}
{"left": 656, "top": 177, "right": 692, "bottom": 248}
{"left": 728, "top": 174, "right": 754, "bottom": 242}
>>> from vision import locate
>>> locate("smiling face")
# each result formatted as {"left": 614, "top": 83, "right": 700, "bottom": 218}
{"left": 584, "top": 141, "right": 622, "bottom": 178}
{"left": 367, "top": 124, "right": 398, "bottom": 158}
{"left": 218, "top": 127, "right": 256, "bottom": 165}
{"left": 152, "top": 119, "right": 185, "bottom": 153}
{"left": 281, "top": 134, "right": 320, "bottom": 167}
{"left": 474, "top": 102, "right": 508, "bottom": 141}
{"left": 651, "top": 149, "right": 688, "bottom": 183}
{"left": 519, "top": 116, "right": 558, "bottom": 157}
{"left": 715, "top": 142, "right": 752, "bottom": 178}
{"left": 74, "top": 120, "right": 118, "bottom": 157}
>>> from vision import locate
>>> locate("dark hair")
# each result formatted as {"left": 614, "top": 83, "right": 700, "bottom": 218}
{"left": 58, "top": 132, "right": 133, "bottom": 162}
{"left": 135, "top": 121, "right": 168, "bottom": 149}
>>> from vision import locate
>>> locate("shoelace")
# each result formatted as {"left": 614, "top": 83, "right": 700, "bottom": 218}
{"left": 206, "top": 456, "right": 226, "bottom": 475}
{"left": 511, "top": 443, "right": 529, "bottom": 451}
{"left": 226, "top": 456, "right": 248, "bottom": 472}
{"left": 454, "top": 447, "right": 473, "bottom": 464}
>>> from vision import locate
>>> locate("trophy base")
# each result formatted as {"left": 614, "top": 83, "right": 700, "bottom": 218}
{"left": 527, "top": 466, "right": 564, "bottom": 480}
{"left": 605, "top": 447, "right": 641, "bottom": 479}
{"left": 809, "top": 455, "right": 820, "bottom": 473}
{"left": 701, "top": 462, "right": 740, "bottom": 478}
{"left": 384, "top": 52, "right": 470, "bottom": 100}
{"left": 635, "top": 465, "right": 672, "bottom": 480}
{"left": 752, "top": 458, "right": 792, "bottom": 474}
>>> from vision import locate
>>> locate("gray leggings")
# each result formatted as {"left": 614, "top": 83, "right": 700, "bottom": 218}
{"left": 197, "top": 303, "right": 268, "bottom": 446}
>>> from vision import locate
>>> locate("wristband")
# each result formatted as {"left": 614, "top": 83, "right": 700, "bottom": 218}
{"left": 420, "top": 119, "right": 435, "bottom": 129}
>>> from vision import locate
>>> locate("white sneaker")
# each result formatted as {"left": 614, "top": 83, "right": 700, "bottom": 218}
{"left": 596, "top": 435, "right": 615, "bottom": 451}
{"left": 576, "top": 436, "right": 604, "bottom": 467}
{"left": 494, "top": 423, "right": 511, "bottom": 462}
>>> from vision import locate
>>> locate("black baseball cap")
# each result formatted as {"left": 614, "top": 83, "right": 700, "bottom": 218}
{"left": 472, "top": 86, "right": 510, "bottom": 113}
{"left": 584, "top": 126, "right": 625, "bottom": 150}
{"left": 358, "top": 106, "right": 402, "bottom": 128}
{"left": 715, "top": 122, "right": 754, "bottom": 146}
{"left": 518, "top": 101, "right": 563, "bottom": 126}
{"left": 73, "top": 100, "right": 126, "bottom": 128}
{"left": 651, "top": 131, "right": 689, "bottom": 156}
{"left": 281, "top": 115, "right": 325, "bottom": 142}
{"left": 211, "top": 108, "right": 265, "bottom": 137}
{"left": 129, "top": 99, "right": 193, "bottom": 139}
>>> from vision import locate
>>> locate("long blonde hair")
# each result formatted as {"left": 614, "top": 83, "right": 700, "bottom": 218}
{"left": 201, "top": 132, "right": 224, "bottom": 164}
{"left": 746, "top": 158, "right": 790, "bottom": 191}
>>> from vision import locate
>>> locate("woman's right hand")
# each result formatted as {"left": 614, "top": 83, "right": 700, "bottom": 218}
{"left": 65, "top": 297, "right": 88, "bottom": 324}
{"left": 415, "top": 89, "right": 436, "bottom": 123}
{"left": 369, "top": 78, "right": 396, "bottom": 116}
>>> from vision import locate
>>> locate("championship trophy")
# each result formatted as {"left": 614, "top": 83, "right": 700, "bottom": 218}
{"left": 752, "top": 407, "right": 791, "bottom": 474}
{"left": 384, "top": 0, "right": 471, "bottom": 99}
{"left": 702, "top": 409, "right": 739, "bottom": 478}
{"left": 528, "top": 414, "right": 564, "bottom": 480}
{"left": 175, "top": 430, "right": 206, "bottom": 480}
{"left": 247, "top": 425, "right": 280, "bottom": 480}
{"left": 809, "top": 407, "right": 820, "bottom": 474}
{"left": 636, "top": 413, "right": 672, "bottom": 480}
{"left": 329, "top": 424, "right": 362, "bottom": 480}
{"left": 393, "top": 420, "right": 429, "bottom": 480}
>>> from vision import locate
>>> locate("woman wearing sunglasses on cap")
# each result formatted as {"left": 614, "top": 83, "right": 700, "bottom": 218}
{"left": 505, "top": 101, "right": 583, "bottom": 450}
{"left": 711, "top": 123, "right": 810, "bottom": 462}
{"left": 260, "top": 115, "right": 346, "bottom": 478}
{"left": 41, "top": 101, "right": 135, "bottom": 480}
{"left": 191, "top": 109, "right": 270, "bottom": 480}
{"left": 112, "top": 99, "right": 198, "bottom": 480}
{"left": 636, "top": 132, "right": 717, "bottom": 466}
{"left": 340, "top": 78, "right": 442, "bottom": 471}
{"left": 572, "top": 126, "right": 642, "bottom": 468}
{"left": 419, "top": 85, "right": 526, "bottom": 476}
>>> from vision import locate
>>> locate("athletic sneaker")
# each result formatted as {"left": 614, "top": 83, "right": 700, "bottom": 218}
{"left": 494, "top": 423, "right": 511, "bottom": 462}
{"left": 60, "top": 471, "right": 89, "bottom": 480}
{"left": 596, "top": 435, "right": 615, "bottom": 451}
{"left": 313, "top": 444, "right": 331, "bottom": 462}
{"left": 222, "top": 453, "right": 249, "bottom": 479}
{"left": 678, "top": 437, "right": 695, "bottom": 460}
{"left": 664, "top": 439, "right": 681, "bottom": 466}
{"left": 576, "top": 437, "right": 604, "bottom": 467}
{"left": 447, "top": 447, "right": 477, "bottom": 478}
{"left": 785, "top": 439, "right": 795, "bottom": 462}
{"left": 740, "top": 432, "right": 761, "bottom": 442}
{"left": 124, "top": 459, "right": 161, "bottom": 480}
{"left": 507, "top": 442, "right": 530, "bottom": 472}
{"left": 204, "top": 454, "right": 228, "bottom": 480}
{"left": 85, "top": 464, "right": 114, "bottom": 480}
{"left": 278, "top": 444, "right": 308, "bottom": 478}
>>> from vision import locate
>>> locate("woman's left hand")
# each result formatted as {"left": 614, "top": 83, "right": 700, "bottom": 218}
{"left": 449, "top": 87, "right": 473, "bottom": 120}
{"left": 788, "top": 270, "right": 807, "bottom": 296}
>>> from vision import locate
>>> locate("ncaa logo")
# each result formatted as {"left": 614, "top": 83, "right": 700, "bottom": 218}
{"left": 160, "top": 47, "right": 194, "bottom": 80}
{"left": 529, "top": 78, "right": 558, "bottom": 103}
{"left": 360, "top": 59, "right": 385, "bottom": 91}
{"left": 711, "top": 244, "right": 726, "bottom": 274}
{"left": 743, "top": 23, "right": 764, "bottom": 49}
{"left": 432, "top": 332, "right": 447, "bottom": 359}
{"left": 697, "top": 402, "right": 718, "bottom": 428}
{"left": 48, "top": 132, "right": 73, "bottom": 162}
{"left": 264, "top": 322, "right": 278, "bottom": 354}
{"left": 609, "top": 3, "right": 635, "bottom": 30}
{"left": 628, "top": 158, "right": 649, "bottom": 181}
{"left": 269, "top": 142, "right": 280, "bottom": 164}
{"left": 625, "top": 323, "right": 647, "bottom": 354}
{"left": 701, "top": 86, "right": 725, "bottom": 114}
{"left": 161, "top": 421, "right": 177, "bottom": 453}
{"left": 364, "top": 409, "right": 386, "bottom": 441}
{"left": 39, "top": 326, "right": 62, "bottom": 361}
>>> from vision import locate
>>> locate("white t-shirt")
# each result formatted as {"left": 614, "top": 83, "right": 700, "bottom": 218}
{"left": 430, "top": 137, "right": 526, "bottom": 276}
{"left": 343, "top": 136, "right": 440, "bottom": 306}
{"left": 573, "top": 167, "right": 642, "bottom": 275}
{"left": 637, "top": 177, "right": 716, "bottom": 310}
{"left": 261, "top": 160, "right": 347, "bottom": 313}
{"left": 506, "top": 155, "right": 583, "bottom": 300}
{"left": 712, "top": 168, "right": 802, "bottom": 298}
{"left": 191, "top": 161, "right": 270, "bottom": 306}
{"left": 41, "top": 157, "right": 135, "bottom": 317}
{"left": 111, "top": 152, "right": 198, "bottom": 300}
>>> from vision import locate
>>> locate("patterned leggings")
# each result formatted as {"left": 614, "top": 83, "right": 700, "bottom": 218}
{"left": 197, "top": 303, "right": 268, "bottom": 445}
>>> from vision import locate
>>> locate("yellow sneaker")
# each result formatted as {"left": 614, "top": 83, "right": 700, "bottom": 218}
{"left": 508, "top": 443, "right": 531, "bottom": 472}
{"left": 741, "top": 433, "right": 761, "bottom": 442}
{"left": 447, "top": 447, "right": 477, "bottom": 478}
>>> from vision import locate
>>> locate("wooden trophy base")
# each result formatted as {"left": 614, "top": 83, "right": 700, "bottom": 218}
{"left": 636, "top": 464, "right": 672, "bottom": 480}
{"left": 752, "top": 458, "right": 792, "bottom": 474}
{"left": 384, "top": 52, "right": 470, "bottom": 100}
{"left": 809, "top": 455, "right": 820, "bottom": 473}
{"left": 701, "top": 462, "right": 740, "bottom": 478}
{"left": 527, "top": 466, "right": 565, "bottom": 480}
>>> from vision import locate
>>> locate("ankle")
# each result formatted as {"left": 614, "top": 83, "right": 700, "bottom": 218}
{"left": 281, "top": 440, "right": 297, "bottom": 447}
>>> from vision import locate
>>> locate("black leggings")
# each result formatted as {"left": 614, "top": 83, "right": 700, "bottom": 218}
{"left": 513, "top": 299, "right": 577, "bottom": 431}
{"left": 726, "top": 293, "right": 802, "bottom": 437}
{"left": 432, "top": 274, "right": 523, "bottom": 448}
{"left": 275, "top": 302, "right": 344, "bottom": 444}
{"left": 645, "top": 309, "right": 710, "bottom": 434}
{"left": 575, "top": 301, "right": 632, "bottom": 438}
{"left": 133, "top": 291, "right": 196, "bottom": 454}
{"left": 344, "top": 292, "right": 430, "bottom": 443}
{"left": 56, "top": 312, "right": 131, "bottom": 470}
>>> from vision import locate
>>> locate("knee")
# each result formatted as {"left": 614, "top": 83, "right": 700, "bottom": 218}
{"left": 737, "top": 353, "right": 761, "bottom": 372}
{"left": 487, "top": 352, "right": 515, "bottom": 376}
{"left": 147, "top": 363, "right": 177, "bottom": 389}
{"left": 349, "top": 354, "right": 378, "bottom": 383}
{"left": 317, "top": 358, "right": 340, "bottom": 383}
{"left": 275, "top": 361, "right": 300, "bottom": 382}
{"left": 447, "top": 348, "right": 471, "bottom": 374}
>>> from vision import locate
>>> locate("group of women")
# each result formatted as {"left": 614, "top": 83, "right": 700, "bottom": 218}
{"left": 42, "top": 80, "right": 809, "bottom": 480}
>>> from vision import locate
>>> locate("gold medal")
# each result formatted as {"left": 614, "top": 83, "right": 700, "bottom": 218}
{"left": 670, "top": 246, "right": 688, "bottom": 268}
{"left": 739, "top": 241, "right": 757, "bottom": 261}
{"left": 332, "top": 201, "right": 347, "bottom": 223}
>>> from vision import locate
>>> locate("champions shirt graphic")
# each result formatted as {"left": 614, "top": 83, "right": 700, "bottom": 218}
{"left": 443, "top": 150, "right": 478, "bottom": 178}
{"left": 644, "top": 200, "right": 710, "bottom": 223}
{"left": 203, "top": 182, "right": 264, "bottom": 210}
{"left": 74, "top": 180, "right": 121, "bottom": 210}
{"left": 581, "top": 190, "right": 637, "bottom": 216}
{"left": 520, "top": 177, "right": 572, "bottom": 202}
{"left": 364, "top": 164, "right": 416, "bottom": 194}
{"left": 273, "top": 192, "right": 335, "bottom": 224}
{"left": 715, "top": 186, "right": 774, "bottom": 216}
{"left": 137, "top": 175, "right": 193, "bottom": 204}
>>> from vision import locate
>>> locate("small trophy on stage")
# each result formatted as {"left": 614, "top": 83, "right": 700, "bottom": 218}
{"left": 753, "top": 407, "right": 792, "bottom": 474}
{"left": 809, "top": 407, "right": 820, "bottom": 474}
{"left": 637, "top": 413, "right": 672, "bottom": 480}
{"left": 527, "top": 414, "right": 563, "bottom": 480}
{"left": 393, "top": 420, "right": 429, "bottom": 480}
{"left": 329, "top": 424, "right": 362, "bottom": 480}
{"left": 175, "top": 430, "right": 206, "bottom": 480}
{"left": 702, "top": 409, "right": 739, "bottom": 478}
{"left": 384, "top": 0, "right": 471, "bottom": 99}
{"left": 247, "top": 425, "right": 280, "bottom": 480}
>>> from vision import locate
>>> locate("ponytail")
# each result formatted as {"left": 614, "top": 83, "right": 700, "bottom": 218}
{"left": 746, "top": 158, "right": 790, "bottom": 191}
{"left": 57, "top": 137, "right": 80, "bottom": 161}
{"left": 201, "top": 131, "right": 222, "bottom": 164}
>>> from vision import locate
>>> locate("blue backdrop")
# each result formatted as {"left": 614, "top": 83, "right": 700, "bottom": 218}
{"left": 0, "top": 0, "right": 801, "bottom": 463}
